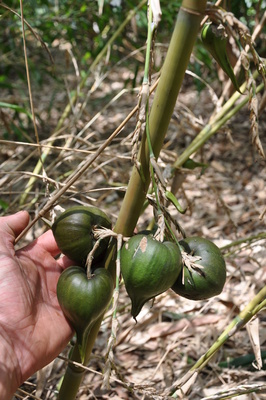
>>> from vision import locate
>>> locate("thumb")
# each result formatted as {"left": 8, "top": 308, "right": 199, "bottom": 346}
{"left": 0, "top": 211, "right": 30, "bottom": 250}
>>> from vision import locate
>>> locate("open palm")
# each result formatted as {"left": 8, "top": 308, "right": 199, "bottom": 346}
{"left": 0, "top": 211, "right": 74, "bottom": 396}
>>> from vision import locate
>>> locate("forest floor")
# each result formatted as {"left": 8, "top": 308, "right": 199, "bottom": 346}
{"left": 1, "top": 61, "right": 265, "bottom": 400}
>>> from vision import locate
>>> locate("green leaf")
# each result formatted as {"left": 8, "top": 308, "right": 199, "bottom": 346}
{"left": 201, "top": 23, "right": 242, "bottom": 94}
{"left": 0, "top": 199, "right": 9, "bottom": 212}
{"left": 182, "top": 158, "right": 208, "bottom": 174}
{"left": 0, "top": 102, "right": 32, "bottom": 119}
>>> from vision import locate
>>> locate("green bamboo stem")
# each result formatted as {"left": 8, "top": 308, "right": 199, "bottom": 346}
{"left": 170, "top": 285, "right": 266, "bottom": 397}
{"left": 19, "top": 0, "right": 146, "bottom": 206}
{"left": 143, "top": 1, "right": 153, "bottom": 84}
{"left": 142, "top": 3, "right": 163, "bottom": 215}
{"left": 115, "top": 0, "right": 207, "bottom": 236}
{"left": 57, "top": 1, "right": 207, "bottom": 398}
{"left": 221, "top": 231, "right": 266, "bottom": 253}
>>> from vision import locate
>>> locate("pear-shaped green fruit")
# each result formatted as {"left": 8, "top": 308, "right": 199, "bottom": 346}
{"left": 121, "top": 234, "right": 182, "bottom": 318}
{"left": 57, "top": 266, "right": 113, "bottom": 362}
{"left": 52, "top": 206, "right": 111, "bottom": 266}
{"left": 172, "top": 237, "right": 226, "bottom": 300}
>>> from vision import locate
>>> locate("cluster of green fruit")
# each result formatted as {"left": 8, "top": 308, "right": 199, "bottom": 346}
{"left": 52, "top": 206, "right": 226, "bottom": 356}
{"left": 52, "top": 205, "right": 114, "bottom": 361}
{"left": 121, "top": 233, "right": 226, "bottom": 318}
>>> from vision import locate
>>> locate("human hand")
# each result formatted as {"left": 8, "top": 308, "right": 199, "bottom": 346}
{"left": 0, "top": 211, "right": 74, "bottom": 399}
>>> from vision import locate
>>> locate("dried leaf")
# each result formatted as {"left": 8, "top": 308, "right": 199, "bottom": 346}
{"left": 246, "top": 317, "right": 263, "bottom": 370}
{"left": 249, "top": 93, "right": 265, "bottom": 158}
{"left": 151, "top": 0, "right": 162, "bottom": 26}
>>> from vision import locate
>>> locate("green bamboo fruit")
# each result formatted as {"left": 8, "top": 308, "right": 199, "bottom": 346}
{"left": 201, "top": 22, "right": 242, "bottom": 93}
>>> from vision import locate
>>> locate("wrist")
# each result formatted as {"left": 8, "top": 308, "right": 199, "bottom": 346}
{"left": 0, "top": 327, "right": 21, "bottom": 400}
